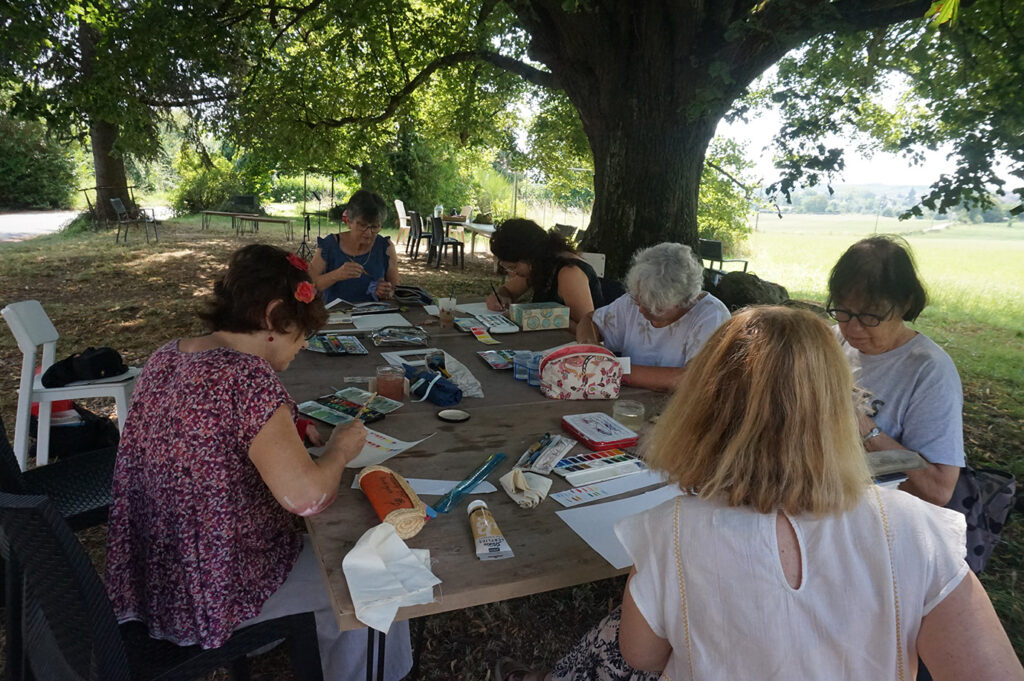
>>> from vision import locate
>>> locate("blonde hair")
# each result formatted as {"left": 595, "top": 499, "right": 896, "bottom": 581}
{"left": 645, "top": 306, "right": 870, "bottom": 515}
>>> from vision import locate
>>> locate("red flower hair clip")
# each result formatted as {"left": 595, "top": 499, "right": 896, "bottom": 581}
{"left": 286, "top": 252, "right": 309, "bottom": 272}
{"left": 294, "top": 281, "right": 317, "bottom": 303}
{"left": 341, "top": 209, "right": 349, "bottom": 224}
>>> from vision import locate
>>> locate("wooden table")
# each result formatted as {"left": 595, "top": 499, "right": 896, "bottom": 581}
{"left": 236, "top": 215, "right": 294, "bottom": 240}
{"left": 200, "top": 210, "right": 258, "bottom": 231}
{"left": 282, "top": 305, "right": 668, "bottom": 632}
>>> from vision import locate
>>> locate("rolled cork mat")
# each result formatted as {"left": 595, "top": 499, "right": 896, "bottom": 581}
{"left": 357, "top": 465, "right": 428, "bottom": 539}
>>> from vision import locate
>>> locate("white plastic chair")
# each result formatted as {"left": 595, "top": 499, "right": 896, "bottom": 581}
{"left": 394, "top": 199, "right": 412, "bottom": 248}
{"left": 579, "top": 252, "right": 606, "bottom": 277}
{"left": 1, "top": 300, "right": 139, "bottom": 469}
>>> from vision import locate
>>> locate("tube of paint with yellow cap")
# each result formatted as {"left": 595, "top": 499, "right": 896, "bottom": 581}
{"left": 467, "top": 500, "right": 514, "bottom": 560}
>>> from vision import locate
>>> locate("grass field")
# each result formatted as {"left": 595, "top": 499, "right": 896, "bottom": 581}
{"left": 0, "top": 213, "right": 1021, "bottom": 677}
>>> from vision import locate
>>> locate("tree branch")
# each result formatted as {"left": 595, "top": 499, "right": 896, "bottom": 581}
{"left": 706, "top": 160, "right": 755, "bottom": 198}
{"left": 302, "top": 49, "right": 555, "bottom": 128}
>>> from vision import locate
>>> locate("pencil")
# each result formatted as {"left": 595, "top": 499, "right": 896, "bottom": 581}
{"left": 347, "top": 257, "right": 369, "bottom": 275}
{"left": 353, "top": 392, "right": 377, "bottom": 420}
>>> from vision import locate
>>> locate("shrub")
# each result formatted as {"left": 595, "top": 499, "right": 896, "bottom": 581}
{"left": 0, "top": 117, "right": 77, "bottom": 209}
{"left": 170, "top": 146, "right": 244, "bottom": 214}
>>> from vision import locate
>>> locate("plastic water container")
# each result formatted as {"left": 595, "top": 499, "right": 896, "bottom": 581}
{"left": 513, "top": 351, "right": 531, "bottom": 381}
{"left": 527, "top": 353, "right": 542, "bottom": 387}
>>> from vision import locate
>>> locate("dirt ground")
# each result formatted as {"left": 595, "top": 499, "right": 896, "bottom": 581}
{"left": 0, "top": 220, "right": 624, "bottom": 680}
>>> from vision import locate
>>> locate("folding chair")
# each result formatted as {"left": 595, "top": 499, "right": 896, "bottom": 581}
{"left": 698, "top": 238, "right": 748, "bottom": 272}
{"left": 110, "top": 198, "right": 157, "bottom": 244}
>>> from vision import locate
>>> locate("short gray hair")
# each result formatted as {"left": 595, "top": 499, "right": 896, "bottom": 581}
{"left": 625, "top": 243, "right": 704, "bottom": 314}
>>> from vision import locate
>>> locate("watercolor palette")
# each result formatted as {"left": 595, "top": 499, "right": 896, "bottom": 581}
{"left": 561, "top": 412, "right": 639, "bottom": 450}
{"left": 552, "top": 448, "right": 647, "bottom": 486}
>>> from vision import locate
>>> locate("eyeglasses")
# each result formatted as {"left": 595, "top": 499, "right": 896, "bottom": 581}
{"left": 351, "top": 219, "right": 382, "bottom": 233}
{"left": 826, "top": 305, "right": 895, "bottom": 327}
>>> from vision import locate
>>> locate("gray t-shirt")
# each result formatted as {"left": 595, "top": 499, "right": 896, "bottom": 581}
{"left": 834, "top": 327, "right": 965, "bottom": 467}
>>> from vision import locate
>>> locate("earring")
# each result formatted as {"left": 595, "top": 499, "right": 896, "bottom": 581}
{"left": 268, "top": 335, "right": 274, "bottom": 342}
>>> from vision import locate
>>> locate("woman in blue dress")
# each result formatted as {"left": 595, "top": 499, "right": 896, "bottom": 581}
{"left": 311, "top": 189, "right": 400, "bottom": 304}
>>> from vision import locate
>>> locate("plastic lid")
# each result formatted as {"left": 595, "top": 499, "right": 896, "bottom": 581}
{"left": 467, "top": 499, "right": 488, "bottom": 515}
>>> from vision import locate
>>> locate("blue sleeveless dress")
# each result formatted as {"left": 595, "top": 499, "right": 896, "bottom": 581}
{"left": 316, "top": 233, "right": 392, "bottom": 303}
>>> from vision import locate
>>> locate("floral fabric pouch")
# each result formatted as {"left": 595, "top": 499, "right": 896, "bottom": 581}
{"left": 538, "top": 344, "right": 622, "bottom": 400}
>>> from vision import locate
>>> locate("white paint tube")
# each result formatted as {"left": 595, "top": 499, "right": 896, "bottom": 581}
{"left": 467, "top": 500, "right": 514, "bottom": 560}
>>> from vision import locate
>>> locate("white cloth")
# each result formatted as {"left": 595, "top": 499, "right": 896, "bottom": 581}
{"left": 342, "top": 523, "right": 441, "bottom": 633}
{"left": 499, "top": 468, "right": 553, "bottom": 508}
{"left": 592, "top": 293, "right": 730, "bottom": 367}
{"left": 835, "top": 327, "right": 966, "bottom": 467}
{"left": 240, "top": 536, "right": 413, "bottom": 681}
{"left": 616, "top": 488, "right": 968, "bottom": 681}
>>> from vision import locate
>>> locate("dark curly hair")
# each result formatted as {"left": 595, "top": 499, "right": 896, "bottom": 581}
{"left": 826, "top": 236, "right": 927, "bottom": 322}
{"left": 199, "top": 244, "right": 327, "bottom": 336}
{"left": 490, "top": 218, "right": 575, "bottom": 292}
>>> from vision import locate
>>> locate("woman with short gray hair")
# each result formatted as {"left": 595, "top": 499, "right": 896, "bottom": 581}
{"left": 577, "top": 242, "right": 730, "bottom": 391}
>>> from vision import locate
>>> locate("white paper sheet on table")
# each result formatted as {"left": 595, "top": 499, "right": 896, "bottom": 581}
{"left": 556, "top": 485, "right": 684, "bottom": 569}
{"left": 351, "top": 478, "right": 497, "bottom": 495}
{"left": 454, "top": 302, "right": 492, "bottom": 316}
{"left": 423, "top": 304, "right": 439, "bottom": 316}
{"left": 342, "top": 523, "right": 441, "bottom": 632}
{"left": 308, "top": 429, "right": 434, "bottom": 468}
{"left": 352, "top": 313, "right": 412, "bottom": 330}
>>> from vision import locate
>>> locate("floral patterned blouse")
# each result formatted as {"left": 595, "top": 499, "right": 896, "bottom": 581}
{"left": 105, "top": 341, "right": 302, "bottom": 648}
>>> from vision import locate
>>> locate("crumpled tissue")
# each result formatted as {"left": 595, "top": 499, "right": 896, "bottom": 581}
{"left": 499, "top": 468, "right": 552, "bottom": 508}
{"left": 342, "top": 523, "right": 441, "bottom": 632}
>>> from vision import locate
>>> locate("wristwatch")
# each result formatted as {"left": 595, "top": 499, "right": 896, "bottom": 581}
{"left": 862, "top": 426, "right": 882, "bottom": 443}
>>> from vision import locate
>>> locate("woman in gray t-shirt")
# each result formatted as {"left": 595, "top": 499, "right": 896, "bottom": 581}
{"left": 826, "top": 236, "right": 964, "bottom": 507}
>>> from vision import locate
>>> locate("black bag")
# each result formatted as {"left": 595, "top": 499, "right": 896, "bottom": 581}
{"left": 946, "top": 466, "right": 1017, "bottom": 573}
{"left": 29, "top": 403, "right": 121, "bottom": 459}
{"left": 393, "top": 285, "right": 435, "bottom": 307}
{"left": 41, "top": 347, "right": 129, "bottom": 388}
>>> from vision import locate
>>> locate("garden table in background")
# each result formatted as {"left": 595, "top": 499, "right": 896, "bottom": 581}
{"left": 200, "top": 210, "right": 258, "bottom": 231}
{"left": 280, "top": 303, "right": 667, "bottom": 636}
{"left": 236, "top": 214, "right": 294, "bottom": 240}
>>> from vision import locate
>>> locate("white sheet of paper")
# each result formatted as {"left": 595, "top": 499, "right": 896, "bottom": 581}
{"left": 309, "top": 429, "right": 434, "bottom": 468}
{"left": 556, "top": 485, "right": 684, "bottom": 569}
{"left": 551, "top": 470, "right": 667, "bottom": 507}
{"left": 424, "top": 304, "right": 439, "bottom": 316}
{"left": 352, "top": 313, "right": 412, "bottom": 330}
{"left": 351, "top": 478, "right": 497, "bottom": 495}
{"left": 454, "top": 302, "right": 492, "bottom": 316}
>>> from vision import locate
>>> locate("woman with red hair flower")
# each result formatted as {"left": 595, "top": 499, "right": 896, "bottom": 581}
{"left": 106, "top": 244, "right": 413, "bottom": 680}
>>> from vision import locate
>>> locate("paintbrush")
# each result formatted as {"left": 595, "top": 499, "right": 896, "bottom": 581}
{"left": 489, "top": 283, "right": 507, "bottom": 312}
{"left": 353, "top": 392, "right": 377, "bottom": 421}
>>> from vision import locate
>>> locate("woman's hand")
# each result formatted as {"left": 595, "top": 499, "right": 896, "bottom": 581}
{"left": 336, "top": 260, "right": 367, "bottom": 281}
{"left": 328, "top": 419, "right": 367, "bottom": 466}
{"left": 485, "top": 292, "right": 509, "bottom": 311}
{"left": 376, "top": 279, "right": 395, "bottom": 300}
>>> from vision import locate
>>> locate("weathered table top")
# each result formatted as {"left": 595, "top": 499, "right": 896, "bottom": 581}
{"left": 284, "top": 304, "right": 668, "bottom": 630}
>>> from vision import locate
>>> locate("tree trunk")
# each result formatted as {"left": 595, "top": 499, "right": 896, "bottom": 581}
{"left": 79, "top": 19, "right": 130, "bottom": 223}
{"left": 91, "top": 120, "right": 131, "bottom": 222}
{"left": 576, "top": 106, "right": 718, "bottom": 279}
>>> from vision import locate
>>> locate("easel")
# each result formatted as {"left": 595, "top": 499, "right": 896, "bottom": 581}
{"left": 297, "top": 171, "right": 320, "bottom": 261}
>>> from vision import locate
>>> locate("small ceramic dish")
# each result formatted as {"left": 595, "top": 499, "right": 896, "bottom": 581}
{"left": 436, "top": 408, "right": 470, "bottom": 423}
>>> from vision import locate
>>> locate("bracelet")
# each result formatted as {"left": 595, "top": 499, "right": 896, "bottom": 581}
{"left": 862, "top": 426, "right": 881, "bottom": 443}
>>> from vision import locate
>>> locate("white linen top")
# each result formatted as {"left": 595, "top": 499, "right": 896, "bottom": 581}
{"left": 592, "top": 293, "right": 730, "bottom": 368}
{"left": 616, "top": 487, "right": 968, "bottom": 681}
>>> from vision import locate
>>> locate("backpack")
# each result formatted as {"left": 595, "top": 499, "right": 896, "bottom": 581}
{"left": 946, "top": 466, "right": 1017, "bottom": 573}
{"left": 29, "top": 402, "right": 120, "bottom": 459}
{"left": 538, "top": 344, "right": 623, "bottom": 400}
{"left": 40, "top": 346, "right": 129, "bottom": 387}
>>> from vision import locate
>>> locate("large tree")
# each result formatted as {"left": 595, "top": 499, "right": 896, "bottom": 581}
{"left": 211, "top": 0, "right": 1021, "bottom": 276}
{"left": 0, "top": 0, "right": 248, "bottom": 219}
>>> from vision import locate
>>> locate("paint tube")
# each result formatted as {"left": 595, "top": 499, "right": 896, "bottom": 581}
{"left": 467, "top": 500, "right": 514, "bottom": 560}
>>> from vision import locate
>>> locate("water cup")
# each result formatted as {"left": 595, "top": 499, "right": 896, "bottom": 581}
{"left": 612, "top": 399, "right": 646, "bottom": 431}
{"left": 512, "top": 351, "right": 531, "bottom": 381}
{"left": 375, "top": 365, "right": 406, "bottom": 401}
{"left": 438, "top": 297, "right": 457, "bottom": 329}
{"left": 527, "top": 352, "right": 543, "bottom": 387}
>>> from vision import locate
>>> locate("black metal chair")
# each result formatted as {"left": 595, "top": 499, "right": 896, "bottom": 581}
{"left": 553, "top": 223, "right": 578, "bottom": 242}
{"left": 429, "top": 216, "right": 464, "bottom": 270}
{"left": 407, "top": 211, "right": 433, "bottom": 260}
{"left": 698, "top": 238, "right": 748, "bottom": 272}
{"left": 0, "top": 492, "right": 324, "bottom": 681}
{"left": 110, "top": 198, "right": 157, "bottom": 244}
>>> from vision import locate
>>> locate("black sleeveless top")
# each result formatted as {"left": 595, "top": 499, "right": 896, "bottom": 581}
{"left": 533, "top": 257, "right": 605, "bottom": 309}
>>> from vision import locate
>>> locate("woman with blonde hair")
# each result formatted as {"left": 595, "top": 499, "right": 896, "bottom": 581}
{"left": 496, "top": 306, "right": 1020, "bottom": 681}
